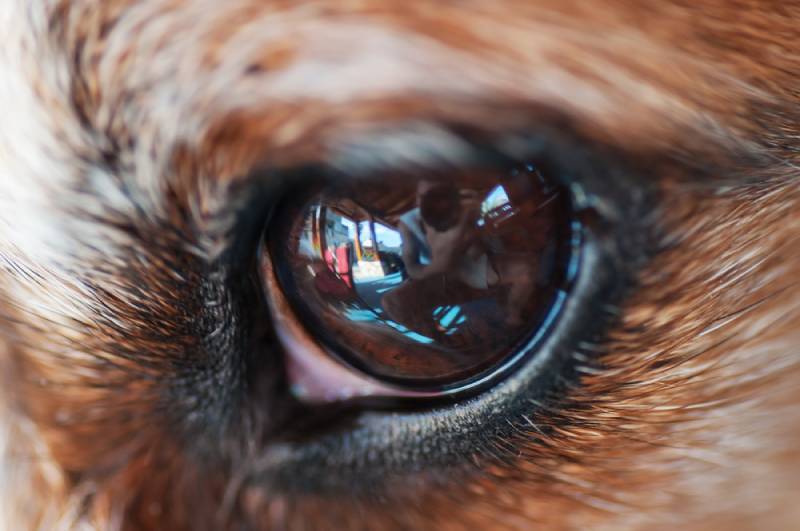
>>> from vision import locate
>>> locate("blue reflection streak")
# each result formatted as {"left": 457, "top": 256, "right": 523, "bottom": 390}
{"left": 384, "top": 321, "right": 435, "bottom": 344}
{"left": 343, "top": 307, "right": 435, "bottom": 345}
{"left": 567, "top": 220, "right": 583, "bottom": 282}
{"left": 439, "top": 306, "right": 462, "bottom": 328}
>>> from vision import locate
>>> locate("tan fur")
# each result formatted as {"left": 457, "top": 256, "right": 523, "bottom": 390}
{"left": 1, "top": 1, "right": 800, "bottom": 529}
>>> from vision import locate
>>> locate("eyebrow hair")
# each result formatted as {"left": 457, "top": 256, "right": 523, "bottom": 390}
{"left": 44, "top": 1, "right": 782, "bottom": 175}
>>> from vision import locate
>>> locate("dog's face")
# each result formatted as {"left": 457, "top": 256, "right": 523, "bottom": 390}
{"left": 1, "top": 1, "right": 800, "bottom": 529}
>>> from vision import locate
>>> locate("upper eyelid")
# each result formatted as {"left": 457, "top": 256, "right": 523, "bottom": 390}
{"left": 291, "top": 104, "right": 773, "bottom": 191}
{"left": 286, "top": 123, "right": 672, "bottom": 193}
{"left": 305, "top": 131, "right": 647, "bottom": 215}
{"left": 221, "top": 126, "right": 648, "bottom": 260}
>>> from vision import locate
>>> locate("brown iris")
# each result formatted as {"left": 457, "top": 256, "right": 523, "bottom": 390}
{"left": 266, "top": 164, "right": 575, "bottom": 391}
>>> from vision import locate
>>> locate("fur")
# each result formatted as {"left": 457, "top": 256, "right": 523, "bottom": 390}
{"left": 1, "top": 0, "right": 800, "bottom": 529}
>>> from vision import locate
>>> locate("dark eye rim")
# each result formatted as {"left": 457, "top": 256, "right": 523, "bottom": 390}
{"left": 231, "top": 128, "right": 659, "bottom": 495}
{"left": 264, "top": 173, "right": 585, "bottom": 400}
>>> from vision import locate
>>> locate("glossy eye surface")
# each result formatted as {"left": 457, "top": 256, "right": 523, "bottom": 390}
{"left": 267, "top": 164, "right": 576, "bottom": 392}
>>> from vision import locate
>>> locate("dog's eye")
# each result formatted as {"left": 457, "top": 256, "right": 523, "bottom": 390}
{"left": 260, "top": 164, "right": 579, "bottom": 402}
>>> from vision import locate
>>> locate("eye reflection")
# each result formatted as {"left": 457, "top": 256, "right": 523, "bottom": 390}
{"left": 270, "top": 164, "right": 574, "bottom": 389}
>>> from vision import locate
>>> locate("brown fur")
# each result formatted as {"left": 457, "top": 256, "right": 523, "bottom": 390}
{"left": 1, "top": 0, "right": 800, "bottom": 529}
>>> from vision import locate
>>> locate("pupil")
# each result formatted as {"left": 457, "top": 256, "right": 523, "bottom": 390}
{"left": 270, "top": 164, "right": 573, "bottom": 389}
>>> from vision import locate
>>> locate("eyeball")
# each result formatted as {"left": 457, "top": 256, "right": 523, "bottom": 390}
{"left": 262, "top": 163, "right": 578, "bottom": 402}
